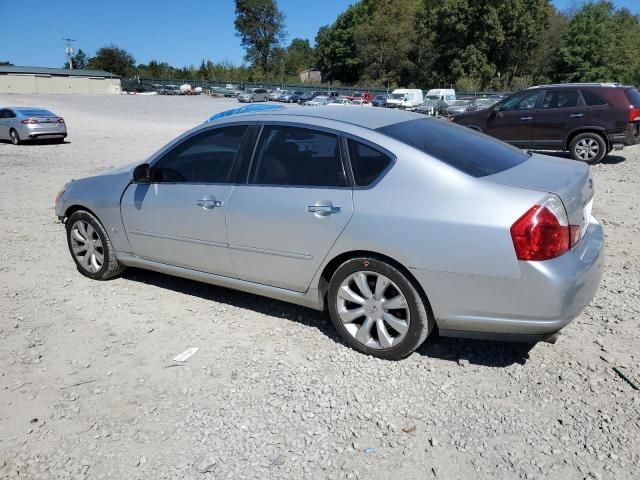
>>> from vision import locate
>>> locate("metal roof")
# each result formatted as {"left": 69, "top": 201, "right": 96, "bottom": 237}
{"left": 0, "top": 66, "right": 119, "bottom": 78}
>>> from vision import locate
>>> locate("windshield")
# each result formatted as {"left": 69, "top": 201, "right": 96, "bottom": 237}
{"left": 377, "top": 118, "right": 530, "bottom": 178}
{"left": 390, "top": 93, "right": 405, "bottom": 99}
{"left": 426, "top": 95, "right": 439, "bottom": 100}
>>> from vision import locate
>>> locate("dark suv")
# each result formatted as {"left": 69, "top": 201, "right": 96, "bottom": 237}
{"left": 452, "top": 83, "right": 640, "bottom": 163}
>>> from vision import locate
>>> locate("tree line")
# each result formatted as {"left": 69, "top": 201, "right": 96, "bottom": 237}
{"left": 61, "top": 0, "right": 640, "bottom": 89}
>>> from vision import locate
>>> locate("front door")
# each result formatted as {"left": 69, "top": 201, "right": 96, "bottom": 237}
{"left": 532, "top": 89, "right": 584, "bottom": 150}
{"left": 121, "top": 125, "right": 249, "bottom": 277}
{"left": 226, "top": 125, "right": 353, "bottom": 292}
{"left": 486, "top": 91, "right": 541, "bottom": 148}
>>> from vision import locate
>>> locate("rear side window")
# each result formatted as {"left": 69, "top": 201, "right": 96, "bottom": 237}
{"left": 347, "top": 139, "right": 392, "bottom": 186}
{"left": 378, "top": 118, "right": 530, "bottom": 178}
{"left": 582, "top": 90, "right": 607, "bottom": 106}
{"left": 542, "top": 90, "right": 579, "bottom": 109}
{"left": 251, "top": 126, "right": 346, "bottom": 187}
{"left": 152, "top": 126, "right": 247, "bottom": 183}
{"left": 625, "top": 88, "right": 640, "bottom": 106}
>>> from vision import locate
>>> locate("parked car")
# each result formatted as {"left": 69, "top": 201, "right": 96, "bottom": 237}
{"left": 425, "top": 88, "right": 456, "bottom": 103}
{"left": 280, "top": 91, "right": 304, "bottom": 103}
{"left": 163, "top": 85, "right": 181, "bottom": 95}
{"left": 238, "top": 88, "right": 269, "bottom": 103}
{"left": 55, "top": 107, "right": 604, "bottom": 360}
{"left": 351, "top": 100, "right": 372, "bottom": 107}
{"left": 452, "top": 83, "right": 640, "bottom": 163}
{"left": 347, "top": 91, "right": 374, "bottom": 102}
{"left": 371, "top": 95, "right": 389, "bottom": 107}
{"left": 415, "top": 98, "right": 441, "bottom": 116}
{"left": 0, "top": 107, "right": 67, "bottom": 144}
{"left": 328, "top": 98, "right": 352, "bottom": 106}
{"left": 298, "top": 91, "right": 321, "bottom": 105}
{"left": 268, "top": 90, "right": 286, "bottom": 101}
{"left": 442, "top": 99, "right": 473, "bottom": 116}
{"left": 385, "top": 89, "right": 424, "bottom": 110}
{"left": 306, "top": 95, "right": 330, "bottom": 106}
{"left": 466, "top": 97, "right": 500, "bottom": 112}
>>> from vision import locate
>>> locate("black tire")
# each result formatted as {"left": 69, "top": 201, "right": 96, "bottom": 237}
{"left": 10, "top": 129, "right": 21, "bottom": 145}
{"left": 66, "top": 210, "right": 124, "bottom": 280}
{"left": 569, "top": 132, "right": 607, "bottom": 164}
{"left": 53, "top": 138, "right": 65, "bottom": 144}
{"left": 327, "top": 257, "right": 434, "bottom": 360}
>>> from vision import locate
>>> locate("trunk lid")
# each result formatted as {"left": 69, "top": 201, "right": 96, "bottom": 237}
{"left": 483, "top": 153, "right": 594, "bottom": 237}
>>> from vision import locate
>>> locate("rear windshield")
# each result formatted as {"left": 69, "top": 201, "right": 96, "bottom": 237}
{"left": 377, "top": 118, "right": 530, "bottom": 178}
{"left": 625, "top": 88, "right": 640, "bottom": 106}
{"left": 18, "top": 109, "right": 55, "bottom": 117}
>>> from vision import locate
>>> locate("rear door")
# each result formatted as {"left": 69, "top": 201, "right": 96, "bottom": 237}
{"left": 120, "top": 125, "right": 250, "bottom": 276}
{"left": 0, "top": 109, "right": 15, "bottom": 139}
{"left": 226, "top": 124, "right": 353, "bottom": 292}
{"left": 532, "top": 89, "right": 584, "bottom": 150}
{"left": 485, "top": 90, "right": 541, "bottom": 148}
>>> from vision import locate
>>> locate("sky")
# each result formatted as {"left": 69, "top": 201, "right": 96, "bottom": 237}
{"left": 1, "top": 0, "right": 639, "bottom": 69}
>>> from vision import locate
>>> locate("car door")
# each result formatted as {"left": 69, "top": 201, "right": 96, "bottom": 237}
{"left": 532, "top": 89, "right": 584, "bottom": 149}
{"left": 226, "top": 124, "right": 354, "bottom": 292}
{"left": 0, "top": 109, "right": 12, "bottom": 139}
{"left": 120, "top": 125, "right": 250, "bottom": 277}
{"left": 485, "top": 90, "right": 541, "bottom": 148}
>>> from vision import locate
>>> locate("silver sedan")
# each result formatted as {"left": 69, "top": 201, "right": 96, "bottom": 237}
{"left": 55, "top": 106, "right": 604, "bottom": 359}
{"left": 0, "top": 107, "right": 67, "bottom": 144}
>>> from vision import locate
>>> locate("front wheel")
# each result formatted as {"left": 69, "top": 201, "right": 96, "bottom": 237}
{"left": 570, "top": 132, "right": 606, "bottom": 164}
{"left": 66, "top": 210, "right": 124, "bottom": 280}
{"left": 327, "top": 257, "right": 433, "bottom": 360}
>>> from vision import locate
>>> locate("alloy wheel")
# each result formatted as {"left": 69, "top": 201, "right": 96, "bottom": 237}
{"left": 70, "top": 220, "right": 104, "bottom": 273}
{"left": 10, "top": 130, "right": 19, "bottom": 145}
{"left": 336, "top": 271, "right": 410, "bottom": 349}
{"left": 575, "top": 137, "right": 600, "bottom": 161}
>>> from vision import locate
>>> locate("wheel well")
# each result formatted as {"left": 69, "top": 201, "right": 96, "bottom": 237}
{"left": 318, "top": 250, "right": 435, "bottom": 321}
{"left": 63, "top": 205, "right": 99, "bottom": 223}
{"left": 565, "top": 129, "right": 609, "bottom": 151}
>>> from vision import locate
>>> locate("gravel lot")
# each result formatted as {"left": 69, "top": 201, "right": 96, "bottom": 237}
{"left": 0, "top": 94, "right": 639, "bottom": 480}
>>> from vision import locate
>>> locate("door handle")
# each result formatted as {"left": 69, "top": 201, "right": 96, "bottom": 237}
{"left": 520, "top": 116, "right": 533, "bottom": 121}
{"left": 308, "top": 204, "right": 341, "bottom": 216}
{"left": 197, "top": 198, "right": 223, "bottom": 210}
{"left": 570, "top": 113, "right": 584, "bottom": 118}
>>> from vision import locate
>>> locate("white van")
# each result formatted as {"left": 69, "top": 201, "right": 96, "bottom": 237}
{"left": 386, "top": 88, "right": 424, "bottom": 109}
{"left": 425, "top": 88, "right": 456, "bottom": 102}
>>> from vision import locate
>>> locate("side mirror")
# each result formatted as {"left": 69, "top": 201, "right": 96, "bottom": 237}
{"left": 133, "top": 163, "right": 151, "bottom": 183}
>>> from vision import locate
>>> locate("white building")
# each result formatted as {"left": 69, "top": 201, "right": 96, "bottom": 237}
{"left": 0, "top": 66, "right": 121, "bottom": 95}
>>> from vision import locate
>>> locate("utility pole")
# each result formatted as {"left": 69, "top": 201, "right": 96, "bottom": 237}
{"left": 63, "top": 38, "right": 75, "bottom": 69}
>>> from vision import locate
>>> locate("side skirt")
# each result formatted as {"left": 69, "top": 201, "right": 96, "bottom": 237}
{"left": 116, "top": 252, "right": 325, "bottom": 311}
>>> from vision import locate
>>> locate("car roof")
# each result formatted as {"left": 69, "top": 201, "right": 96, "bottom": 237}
{"left": 214, "top": 105, "right": 423, "bottom": 130}
{"left": 528, "top": 83, "right": 630, "bottom": 89}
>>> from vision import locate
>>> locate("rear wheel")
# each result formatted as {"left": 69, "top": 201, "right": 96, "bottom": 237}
{"left": 9, "top": 129, "right": 21, "bottom": 145}
{"left": 66, "top": 210, "right": 124, "bottom": 280}
{"left": 327, "top": 257, "right": 433, "bottom": 360}
{"left": 569, "top": 132, "right": 606, "bottom": 164}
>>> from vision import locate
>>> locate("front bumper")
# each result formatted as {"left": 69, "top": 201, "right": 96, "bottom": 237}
{"left": 410, "top": 217, "right": 605, "bottom": 342}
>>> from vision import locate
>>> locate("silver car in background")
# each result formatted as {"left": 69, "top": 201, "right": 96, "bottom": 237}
{"left": 55, "top": 107, "right": 604, "bottom": 360}
{"left": 0, "top": 107, "right": 67, "bottom": 144}
{"left": 238, "top": 88, "right": 268, "bottom": 103}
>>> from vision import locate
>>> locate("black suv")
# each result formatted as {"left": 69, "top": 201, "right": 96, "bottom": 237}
{"left": 452, "top": 83, "right": 640, "bottom": 163}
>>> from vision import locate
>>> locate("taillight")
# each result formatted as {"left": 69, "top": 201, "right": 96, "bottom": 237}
{"left": 511, "top": 195, "right": 579, "bottom": 261}
{"left": 58, "top": 118, "right": 65, "bottom": 124}
{"left": 21, "top": 118, "right": 39, "bottom": 124}
{"left": 629, "top": 106, "right": 640, "bottom": 122}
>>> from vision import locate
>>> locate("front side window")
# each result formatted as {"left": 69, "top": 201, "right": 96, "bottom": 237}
{"left": 151, "top": 126, "right": 247, "bottom": 183}
{"left": 500, "top": 91, "right": 539, "bottom": 111}
{"left": 347, "top": 139, "right": 392, "bottom": 186}
{"left": 542, "top": 90, "right": 579, "bottom": 109}
{"left": 251, "top": 126, "right": 346, "bottom": 187}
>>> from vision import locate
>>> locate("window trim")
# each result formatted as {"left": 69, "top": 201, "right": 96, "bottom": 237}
{"left": 245, "top": 122, "right": 352, "bottom": 190}
{"left": 141, "top": 123, "right": 253, "bottom": 186}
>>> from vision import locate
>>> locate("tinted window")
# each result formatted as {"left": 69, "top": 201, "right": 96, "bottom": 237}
{"left": 500, "top": 91, "right": 539, "bottom": 111}
{"left": 582, "top": 90, "right": 607, "bottom": 106}
{"left": 624, "top": 88, "right": 640, "bottom": 106}
{"left": 252, "top": 126, "right": 346, "bottom": 187}
{"left": 347, "top": 140, "right": 392, "bottom": 186}
{"left": 152, "top": 126, "right": 247, "bottom": 183}
{"left": 378, "top": 118, "right": 530, "bottom": 178}
{"left": 0, "top": 109, "right": 16, "bottom": 118}
{"left": 542, "top": 90, "right": 579, "bottom": 109}
{"left": 17, "top": 109, "right": 55, "bottom": 116}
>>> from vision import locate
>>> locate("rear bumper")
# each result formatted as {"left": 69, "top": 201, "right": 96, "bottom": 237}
{"left": 411, "top": 217, "right": 605, "bottom": 341}
{"left": 608, "top": 123, "right": 640, "bottom": 146}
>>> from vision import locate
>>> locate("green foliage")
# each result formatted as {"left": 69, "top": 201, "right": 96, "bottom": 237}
{"left": 234, "top": 0, "right": 286, "bottom": 78}
{"left": 65, "top": 49, "right": 88, "bottom": 70}
{"left": 284, "top": 38, "right": 315, "bottom": 76}
{"left": 87, "top": 45, "right": 135, "bottom": 76}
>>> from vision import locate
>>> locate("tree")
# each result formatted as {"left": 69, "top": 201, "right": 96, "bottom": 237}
{"left": 234, "top": 0, "right": 286, "bottom": 78}
{"left": 87, "top": 45, "right": 135, "bottom": 76}
{"left": 65, "top": 49, "right": 88, "bottom": 69}
{"left": 284, "top": 38, "right": 314, "bottom": 77}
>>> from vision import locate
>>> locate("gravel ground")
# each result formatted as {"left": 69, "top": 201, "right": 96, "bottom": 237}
{"left": 0, "top": 94, "right": 639, "bottom": 480}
